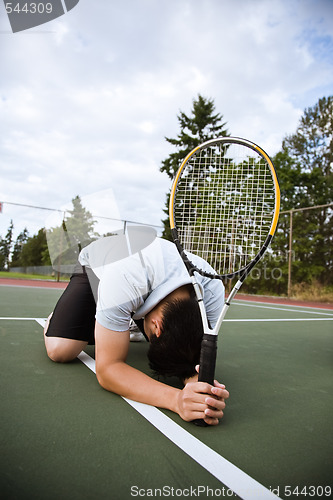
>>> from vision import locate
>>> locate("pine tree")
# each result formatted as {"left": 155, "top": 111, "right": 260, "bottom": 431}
{"left": 0, "top": 235, "right": 5, "bottom": 270}
{"left": 283, "top": 95, "right": 333, "bottom": 207}
{"left": 64, "top": 195, "right": 98, "bottom": 252}
{"left": 10, "top": 228, "right": 29, "bottom": 267}
{"left": 160, "top": 95, "right": 229, "bottom": 238}
{"left": 0, "top": 220, "right": 14, "bottom": 270}
{"left": 19, "top": 229, "right": 49, "bottom": 267}
{"left": 46, "top": 195, "right": 99, "bottom": 269}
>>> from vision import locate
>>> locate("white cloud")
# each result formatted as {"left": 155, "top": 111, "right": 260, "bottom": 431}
{"left": 0, "top": 0, "right": 332, "bottom": 240}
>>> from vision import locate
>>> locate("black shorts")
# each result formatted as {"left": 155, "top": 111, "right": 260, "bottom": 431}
{"left": 45, "top": 262, "right": 99, "bottom": 345}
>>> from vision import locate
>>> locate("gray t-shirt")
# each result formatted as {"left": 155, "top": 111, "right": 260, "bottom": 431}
{"left": 79, "top": 235, "right": 224, "bottom": 332}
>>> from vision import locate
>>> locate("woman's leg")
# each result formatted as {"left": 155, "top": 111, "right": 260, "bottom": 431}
{"left": 44, "top": 313, "right": 88, "bottom": 362}
{"left": 44, "top": 265, "right": 97, "bottom": 363}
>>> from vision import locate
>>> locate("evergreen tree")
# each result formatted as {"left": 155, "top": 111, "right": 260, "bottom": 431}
{"left": 10, "top": 228, "right": 29, "bottom": 267}
{"left": 283, "top": 95, "right": 333, "bottom": 207}
{"left": 0, "top": 220, "right": 14, "bottom": 270}
{"left": 46, "top": 195, "right": 98, "bottom": 269}
{"left": 243, "top": 96, "right": 333, "bottom": 295}
{"left": 64, "top": 195, "right": 98, "bottom": 251}
{"left": 0, "top": 236, "right": 4, "bottom": 270}
{"left": 18, "top": 228, "right": 49, "bottom": 267}
{"left": 280, "top": 96, "right": 333, "bottom": 287}
{"left": 160, "top": 95, "right": 229, "bottom": 238}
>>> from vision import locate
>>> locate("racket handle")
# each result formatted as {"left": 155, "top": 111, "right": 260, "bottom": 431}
{"left": 194, "top": 334, "right": 217, "bottom": 427}
{"left": 198, "top": 334, "right": 217, "bottom": 384}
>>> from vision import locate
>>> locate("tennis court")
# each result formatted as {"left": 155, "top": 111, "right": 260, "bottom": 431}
{"left": 1, "top": 280, "right": 332, "bottom": 500}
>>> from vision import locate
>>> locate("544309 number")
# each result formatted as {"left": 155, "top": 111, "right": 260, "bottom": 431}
{"left": 5, "top": 3, "right": 53, "bottom": 14}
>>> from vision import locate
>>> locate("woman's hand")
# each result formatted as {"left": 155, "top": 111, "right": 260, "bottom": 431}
{"left": 177, "top": 366, "right": 229, "bottom": 425}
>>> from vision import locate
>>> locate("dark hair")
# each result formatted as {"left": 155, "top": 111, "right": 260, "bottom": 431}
{"left": 147, "top": 297, "right": 203, "bottom": 381}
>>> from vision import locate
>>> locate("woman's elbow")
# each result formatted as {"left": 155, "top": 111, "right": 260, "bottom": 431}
{"left": 96, "top": 362, "right": 119, "bottom": 392}
{"left": 95, "top": 359, "right": 125, "bottom": 394}
{"left": 96, "top": 365, "right": 109, "bottom": 390}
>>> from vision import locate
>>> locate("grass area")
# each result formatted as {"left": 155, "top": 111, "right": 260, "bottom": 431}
{"left": 0, "top": 271, "right": 69, "bottom": 281}
{"left": 291, "top": 281, "right": 333, "bottom": 303}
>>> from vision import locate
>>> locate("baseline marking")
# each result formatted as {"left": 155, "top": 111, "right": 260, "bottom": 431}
{"left": 225, "top": 318, "right": 333, "bottom": 322}
{"left": 0, "top": 317, "right": 47, "bottom": 322}
{"left": 235, "top": 299, "right": 333, "bottom": 313}
{"left": 234, "top": 302, "right": 333, "bottom": 316}
{"left": 0, "top": 317, "right": 331, "bottom": 324}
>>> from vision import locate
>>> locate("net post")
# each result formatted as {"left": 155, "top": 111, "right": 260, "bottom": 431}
{"left": 288, "top": 209, "right": 293, "bottom": 298}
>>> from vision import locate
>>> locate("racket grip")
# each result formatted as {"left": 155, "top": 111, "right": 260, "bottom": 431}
{"left": 198, "top": 334, "right": 217, "bottom": 385}
{"left": 194, "top": 334, "right": 217, "bottom": 427}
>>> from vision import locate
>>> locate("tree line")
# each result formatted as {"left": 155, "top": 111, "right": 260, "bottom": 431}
{"left": 1, "top": 95, "right": 332, "bottom": 296}
{"left": 0, "top": 196, "right": 96, "bottom": 270}
{"left": 159, "top": 94, "right": 332, "bottom": 295}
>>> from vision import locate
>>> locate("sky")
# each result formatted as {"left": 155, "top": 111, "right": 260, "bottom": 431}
{"left": 1, "top": 0, "right": 333, "bottom": 241}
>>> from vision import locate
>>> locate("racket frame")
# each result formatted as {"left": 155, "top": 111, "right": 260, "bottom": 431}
{"left": 169, "top": 137, "right": 280, "bottom": 422}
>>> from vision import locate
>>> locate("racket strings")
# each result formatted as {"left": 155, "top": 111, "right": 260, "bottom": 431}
{"left": 173, "top": 143, "right": 276, "bottom": 276}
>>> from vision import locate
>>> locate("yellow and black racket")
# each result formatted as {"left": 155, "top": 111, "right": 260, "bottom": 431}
{"left": 169, "top": 137, "right": 280, "bottom": 424}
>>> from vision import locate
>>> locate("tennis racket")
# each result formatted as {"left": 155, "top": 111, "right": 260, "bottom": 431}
{"left": 169, "top": 137, "right": 280, "bottom": 425}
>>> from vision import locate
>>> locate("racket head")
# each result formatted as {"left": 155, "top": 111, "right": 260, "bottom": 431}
{"left": 169, "top": 137, "right": 280, "bottom": 279}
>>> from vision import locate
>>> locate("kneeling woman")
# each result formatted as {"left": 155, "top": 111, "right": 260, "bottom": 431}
{"left": 44, "top": 235, "right": 229, "bottom": 425}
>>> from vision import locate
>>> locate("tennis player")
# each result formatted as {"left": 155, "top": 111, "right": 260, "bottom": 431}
{"left": 44, "top": 232, "right": 229, "bottom": 425}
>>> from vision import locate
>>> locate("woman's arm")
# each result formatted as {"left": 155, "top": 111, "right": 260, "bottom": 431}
{"left": 95, "top": 321, "right": 180, "bottom": 409}
{"left": 95, "top": 321, "right": 228, "bottom": 425}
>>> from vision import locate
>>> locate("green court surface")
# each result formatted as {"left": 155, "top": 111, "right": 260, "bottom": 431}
{"left": 0, "top": 284, "right": 332, "bottom": 500}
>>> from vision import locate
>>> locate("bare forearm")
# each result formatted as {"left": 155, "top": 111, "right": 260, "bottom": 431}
{"left": 94, "top": 323, "right": 229, "bottom": 424}
{"left": 96, "top": 361, "right": 180, "bottom": 413}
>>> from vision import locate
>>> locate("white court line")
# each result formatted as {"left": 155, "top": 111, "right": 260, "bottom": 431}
{"left": 35, "top": 318, "right": 47, "bottom": 327}
{"left": 235, "top": 299, "right": 333, "bottom": 313}
{"left": 234, "top": 301, "right": 333, "bottom": 316}
{"left": 76, "top": 351, "right": 279, "bottom": 500}
{"left": 0, "top": 316, "right": 331, "bottom": 324}
{"left": 0, "top": 317, "right": 47, "bottom": 322}
{"left": 225, "top": 318, "right": 333, "bottom": 321}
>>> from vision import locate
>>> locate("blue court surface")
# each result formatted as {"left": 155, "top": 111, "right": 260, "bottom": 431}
{"left": 0, "top": 282, "right": 332, "bottom": 500}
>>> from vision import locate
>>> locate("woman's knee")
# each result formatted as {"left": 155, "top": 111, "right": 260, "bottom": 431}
{"left": 44, "top": 337, "right": 87, "bottom": 363}
{"left": 45, "top": 338, "right": 74, "bottom": 363}
{"left": 43, "top": 312, "right": 88, "bottom": 363}
{"left": 46, "top": 346, "right": 75, "bottom": 363}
